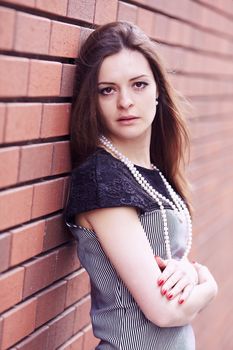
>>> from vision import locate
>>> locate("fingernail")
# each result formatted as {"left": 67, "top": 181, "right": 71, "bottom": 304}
{"left": 162, "top": 289, "right": 167, "bottom": 295}
{"left": 178, "top": 299, "right": 184, "bottom": 304}
{"left": 158, "top": 279, "right": 164, "bottom": 286}
{"left": 167, "top": 293, "right": 173, "bottom": 300}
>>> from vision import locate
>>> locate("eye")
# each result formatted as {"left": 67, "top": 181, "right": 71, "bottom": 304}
{"left": 133, "top": 81, "right": 148, "bottom": 89}
{"left": 98, "top": 87, "right": 115, "bottom": 96}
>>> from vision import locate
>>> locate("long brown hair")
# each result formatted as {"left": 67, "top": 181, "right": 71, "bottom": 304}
{"left": 70, "top": 21, "right": 191, "bottom": 210}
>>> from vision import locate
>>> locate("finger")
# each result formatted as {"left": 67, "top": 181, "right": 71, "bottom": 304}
{"left": 192, "top": 262, "right": 205, "bottom": 271}
{"left": 166, "top": 277, "right": 190, "bottom": 300}
{"left": 178, "top": 283, "right": 195, "bottom": 305}
{"left": 157, "top": 261, "right": 176, "bottom": 287}
{"left": 155, "top": 256, "right": 167, "bottom": 271}
{"left": 161, "top": 270, "right": 183, "bottom": 297}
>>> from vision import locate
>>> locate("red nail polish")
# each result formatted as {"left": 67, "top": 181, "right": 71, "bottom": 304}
{"left": 167, "top": 293, "right": 173, "bottom": 300}
{"left": 158, "top": 279, "right": 164, "bottom": 286}
{"left": 179, "top": 299, "right": 184, "bottom": 304}
{"left": 162, "top": 289, "right": 167, "bottom": 295}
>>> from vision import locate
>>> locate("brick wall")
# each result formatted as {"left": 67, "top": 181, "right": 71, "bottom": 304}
{"left": 0, "top": 1, "right": 232, "bottom": 349}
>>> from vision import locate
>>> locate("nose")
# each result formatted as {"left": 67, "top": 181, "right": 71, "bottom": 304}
{"left": 117, "top": 89, "right": 133, "bottom": 109}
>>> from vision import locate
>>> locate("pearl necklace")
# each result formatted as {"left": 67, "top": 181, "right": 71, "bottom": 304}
{"left": 99, "top": 135, "right": 192, "bottom": 260}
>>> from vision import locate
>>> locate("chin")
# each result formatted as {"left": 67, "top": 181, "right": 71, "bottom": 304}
{"left": 109, "top": 129, "right": 151, "bottom": 143}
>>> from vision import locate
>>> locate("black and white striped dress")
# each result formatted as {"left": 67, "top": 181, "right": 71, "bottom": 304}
{"left": 65, "top": 148, "right": 195, "bottom": 350}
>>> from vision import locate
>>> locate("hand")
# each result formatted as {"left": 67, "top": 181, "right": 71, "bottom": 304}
{"left": 155, "top": 256, "right": 198, "bottom": 304}
{"left": 193, "top": 262, "right": 218, "bottom": 297}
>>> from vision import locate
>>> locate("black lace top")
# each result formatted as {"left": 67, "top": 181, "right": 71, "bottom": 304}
{"left": 65, "top": 148, "right": 174, "bottom": 226}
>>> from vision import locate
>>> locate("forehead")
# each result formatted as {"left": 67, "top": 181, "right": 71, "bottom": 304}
{"left": 98, "top": 49, "right": 153, "bottom": 81}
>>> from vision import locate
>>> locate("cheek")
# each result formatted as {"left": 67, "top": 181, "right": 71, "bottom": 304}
{"left": 140, "top": 90, "right": 157, "bottom": 114}
{"left": 145, "top": 102, "right": 157, "bottom": 123}
{"left": 98, "top": 98, "right": 115, "bottom": 118}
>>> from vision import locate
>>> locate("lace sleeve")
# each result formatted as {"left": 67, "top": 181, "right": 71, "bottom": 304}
{"left": 64, "top": 149, "right": 159, "bottom": 226}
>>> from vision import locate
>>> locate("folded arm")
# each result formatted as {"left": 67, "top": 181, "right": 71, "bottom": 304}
{"left": 78, "top": 206, "right": 218, "bottom": 328}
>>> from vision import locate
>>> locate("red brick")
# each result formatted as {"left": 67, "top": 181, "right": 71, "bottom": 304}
{"left": 40, "top": 103, "right": 70, "bottom": 138}
{"left": 31, "top": 178, "right": 64, "bottom": 219}
{"left": 15, "top": 326, "right": 49, "bottom": 350}
{"left": 94, "top": 0, "right": 118, "bottom": 25}
{"left": 0, "top": 233, "right": 11, "bottom": 272}
{"left": 36, "top": 0, "right": 68, "bottom": 15}
{"left": 60, "top": 64, "right": 76, "bottom": 97}
{"left": 154, "top": 0, "right": 186, "bottom": 19}
{"left": 5, "top": 103, "right": 42, "bottom": 142}
{"left": 62, "top": 175, "right": 71, "bottom": 206}
{"left": 0, "top": 267, "right": 24, "bottom": 313}
{"left": 14, "top": 12, "right": 51, "bottom": 54}
{"left": 23, "top": 251, "right": 57, "bottom": 298}
{"left": 55, "top": 243, "right": 80, "bottom": 280}
{"left": 180, "top": 22, "right": 192, "bottom": 47}
{"left": 10, "top": 220, "right": 45, "bottom": 266}
{"left": 67, "top": 0, "right": 95, "bottom": 22}
{"left": 43, "top": 214, "right": 72, "bottom": 251}
{"left": 1, "top": 298, "right": 37, "bottom": 350}
{"left": 65, "top": 269, "right": 90, "bottom": 307}
{"left": 0, "top": 147, "right": 20, "bottom": 188}
{"left": 83, "top": 324, "right": 99, "bottom": 350}
{"left": 167, "top": 19, "right": 184, "bottom": 45}
{"left": 0, "top": 56, "right": 29, "bottom": 97}
{"left": 47, "top": 307, "right": 76, "bottom": 349}
{"left": 36, "top": 281, "right": 67, "bottom": 327}
{"left": 69, "top": 332, "right": 84, "bottom": 350}
{"left": 0, "top": 185, "right": 33, "bottom": 231}
{"left": 117, "top": 2, "right": 137, "bottom": 22}
{"left": 28, "top": 59, "right": 62, "bottom": 97}
{"left": 136, "top": 8, "right": 155, "bottom": 37}
{"left": 57, "top": 331, "right": 83, "bottom": 350}
{"left": 9, "top": 344, "right": 20, "bottom": 349}
{"left": 79, "top": 27, "right": 93, "bottom": 51}
{"left": 0, "top": 6, "right": 15, "bottom": 50}
{"left": 5, "top": 0, "right": 35, "bottom": 6}
{"left": 200, "top": 6, "right": 222, "bottom": 34}
{"left": 51, "top": 141, "right": 71, "bottom": 175}
{"left": 153, "top": 13, "right": 170, "bottom": 42}
{"left": 49, "top": 21, "right": 80, "bottom": 58}
{"left": 0, "top": 316, "right": 3, "bottom": 349}
{"left": 0, "top": 103, "right": 6, "bottom": 143}
{"left": 73, "top": 297, "right": 91, "bottom": 333}
{"left": 19, "top": 143, "right": 53, "bottom": 181}
{"left": 209, "top": 0, "right": 232, "bottom": 14}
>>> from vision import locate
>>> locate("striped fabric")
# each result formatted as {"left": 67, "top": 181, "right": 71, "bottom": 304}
{"left": 67, "top": 208, "right": 195, "bottom": 349}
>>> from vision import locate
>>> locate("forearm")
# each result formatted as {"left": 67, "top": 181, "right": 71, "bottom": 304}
{"left": 87, "top": 208, "right": 217, "bottom": 329}
{"left": 151, "top": 280, "right": 217, "bottom": 328}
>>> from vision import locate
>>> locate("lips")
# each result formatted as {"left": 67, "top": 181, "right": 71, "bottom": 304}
{"left": 117, "top": 115, "right": 138, "bottom": 121}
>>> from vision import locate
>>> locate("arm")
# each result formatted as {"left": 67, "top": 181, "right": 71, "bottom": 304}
{"left": 184, "top": 262, "right": 218, "bottom": 314}
{"left": 155, "top": 256, "right": 217, "bottom": 308}
{"left": 162, "top": 267, "right": 218, "bottom": 326}
{"left": 80, "top": 206, "right": 217, "bottom": 327}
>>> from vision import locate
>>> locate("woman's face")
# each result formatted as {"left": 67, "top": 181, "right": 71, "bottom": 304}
{"left": 97, "top": 49, "right": 158, "bottom": 143}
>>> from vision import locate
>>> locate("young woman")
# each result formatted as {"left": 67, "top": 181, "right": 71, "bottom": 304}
{"left": 65, "top": 21, "right": 218, "bottom": 350}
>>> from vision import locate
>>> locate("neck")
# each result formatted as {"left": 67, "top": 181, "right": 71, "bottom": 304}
{"left": 105, "top": 133, "right": 152, "bottom": 169}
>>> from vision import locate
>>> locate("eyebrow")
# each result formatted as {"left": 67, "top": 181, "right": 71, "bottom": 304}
{"left": 98, "top": 74, "right": 150, "bottom": 85}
